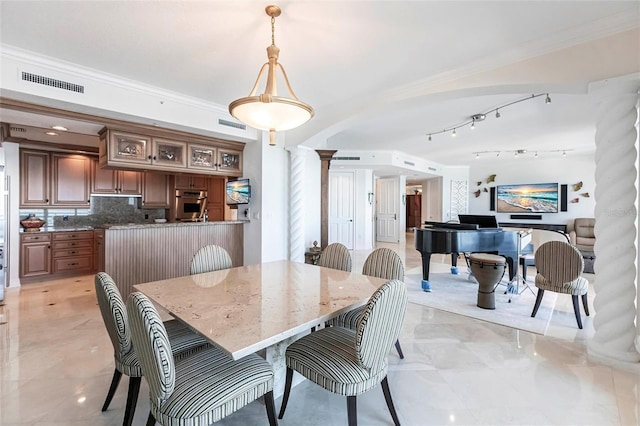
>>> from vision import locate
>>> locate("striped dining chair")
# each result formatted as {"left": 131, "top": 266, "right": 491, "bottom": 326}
{"left": 531, "top": 240, "right": 590, "bottom": 329}
{"left": 190, "top": 244, "right": 232, "bottom": 274}
{"left": 95, "top": 272, "right": 209, "bottom": 426}
{"left": 317, "top": 242, "right": 352, "bottom": 272}
{"left": 127, "top": 292, "right": 278, "bottom": 426}
{"left": 278, "top": 279, "right": 407, "bottom": 426}
{"left": 328, "top": 247, "right": 406, "bottom": 359}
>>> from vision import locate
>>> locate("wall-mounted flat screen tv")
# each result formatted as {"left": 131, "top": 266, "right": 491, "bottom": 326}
{"left": 226, "top": 179, "right": 250, "bottom": 205}
{"left": 496, "top": 183, "right": 558, "bottom": 213}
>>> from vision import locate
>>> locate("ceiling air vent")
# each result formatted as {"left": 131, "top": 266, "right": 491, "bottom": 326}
{"left": 428, "top": 167, "right": 437, "bottom": 172}
{"left": 218, "top": 119, "right": 246, "bottom": 130}
{"left": 10, "top": 126, "right": 26, "bottom": 133}
{"left": 403, "top": 160, "right": 415, "bottom": 166}
{"left": 333, "top": 156, "right": 361, "bottom": 161}
{"left": 21, "top": 71, "right": 84, "bottom": 93}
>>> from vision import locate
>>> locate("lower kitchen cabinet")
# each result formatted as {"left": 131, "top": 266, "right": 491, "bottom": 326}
{"left": 20, "top": 230, "right": 95, "bottom": 282}
{"left": 20, "top": 233, "right": 52, "bottom": 278}
{"left": 52, "top": 232, "right": 94, "bottom": 274}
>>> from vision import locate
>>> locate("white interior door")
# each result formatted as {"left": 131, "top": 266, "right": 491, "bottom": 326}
{"left": 328, "top": 171, "right": 355, "bottom": 249}
{"left": 376, "top": 177, "right": 399, "bottom": 243}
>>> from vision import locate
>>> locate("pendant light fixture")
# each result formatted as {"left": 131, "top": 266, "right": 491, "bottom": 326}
{"left": 229, "top": 5, "right": 314, "bottom": 146}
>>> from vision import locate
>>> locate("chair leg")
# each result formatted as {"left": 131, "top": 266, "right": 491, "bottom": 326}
{"left": 101, "top": 369, "right": 122, "bottom": 412}
{"left": 531, "top": 289, "right": 544, "bottom": 318}
{"left": 572, "top": 295, "right": 583, "bottom": 329}
{"left": 347, "top": 396, "right": 357, "bottom": 426}
{"left": 146, "top": 412, "right": 156, "bottom": 426}
{"left": 394, "top": 339, "right": 404, "bottom": 359}
{"left": 582, "top": 293, "right": 589, "bottom": 316}
{"left": 277, "top": 367, "right": 294, "bottom": 419}
{"left": 123, "top": 377, "right": 141, "bottom": 426}
{"left": 264, "top": 391, "right": 278, "bottom": 426}
{"left": 381, "top": 376, "right": 401, "bottom": 426}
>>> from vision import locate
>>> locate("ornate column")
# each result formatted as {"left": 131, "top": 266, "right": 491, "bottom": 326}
{"left": 588, "top": 77, "right": 640, "bottom": 362}
{"left": 287, "top": 146, "right": 308, "bottom": 263}
{"left": 316, "top": 150, "right": 337, "bottom": 249}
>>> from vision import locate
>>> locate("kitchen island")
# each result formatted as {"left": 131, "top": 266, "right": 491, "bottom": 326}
{"left": 100, "top": 221, "right": 245, "bottom": 298}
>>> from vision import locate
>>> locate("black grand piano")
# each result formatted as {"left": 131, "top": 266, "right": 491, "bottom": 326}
{"left": 414, "top": 215, "right": 520, "bottom": 292}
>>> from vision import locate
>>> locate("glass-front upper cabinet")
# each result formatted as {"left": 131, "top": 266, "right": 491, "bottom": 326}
{"left": 108, "top": 131, "right": 151, "bottom": 165}
{"left": 217, "top": 149, "right": 243, "bottom": 175}
{"left": 152, "top": 139, "right": 187, "bottom": 169}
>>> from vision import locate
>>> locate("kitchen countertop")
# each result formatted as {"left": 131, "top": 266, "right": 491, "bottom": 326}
{"left": 20, "top": 226, "right": 95, "bottom": 233}
{"left": 20, "top": 221, "right": 248, "bottom": 233}
{"left": 100, "top": 220, "right": 247, "bottom": 230}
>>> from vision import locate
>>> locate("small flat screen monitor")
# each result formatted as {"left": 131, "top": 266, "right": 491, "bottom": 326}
{"left": 458, "top": 214, "right": 499, "bottom": 228}
{"left": 226, "top": 179, "right": 250, "bottom": 205}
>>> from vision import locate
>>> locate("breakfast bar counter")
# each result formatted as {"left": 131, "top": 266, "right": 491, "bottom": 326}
{"left": 102, "top": 221, "right": 244, "bottom": 298}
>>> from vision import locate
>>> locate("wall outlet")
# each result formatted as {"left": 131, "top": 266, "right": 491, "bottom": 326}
{"left": 62, "top": 216, "right": 68, "bottom": 221}
{"left": 144, "top": 214, "right": 149, "bottom": 219}
{"left": 243, "top": 208, "right": 250, "bottom": 219}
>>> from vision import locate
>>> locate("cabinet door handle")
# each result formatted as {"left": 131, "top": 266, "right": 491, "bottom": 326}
{"left": 148, "top": 155, "right": 152, "bottom": 160}
{"left": 70, "top": 251, "right": 77, "bottom": 254}
{"left": 45, "top": 199, "right": 49, "bottom": 203}
{"left": 70, "top": 243, "right": 77, "bottom": 246}
{"left": 47, "top": 245, "right": 50, "bottom": 249}
{"left": 69, "top": 262, "right": 78, "bottom": 266}
{"left": 153, "top": 156, "right": 157, "bottom": 161}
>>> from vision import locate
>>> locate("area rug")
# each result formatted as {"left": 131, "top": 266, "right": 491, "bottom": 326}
{"left": 404, "top": 266, "right": 558, "bottom": 335}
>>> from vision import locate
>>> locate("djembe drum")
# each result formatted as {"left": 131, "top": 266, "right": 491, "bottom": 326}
{"left": 469, "top": 253, "right": 506, "bottom": 309}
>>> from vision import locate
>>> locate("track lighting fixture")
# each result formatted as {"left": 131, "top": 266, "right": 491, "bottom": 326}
{"left": 426, "top": 93, "right": 550, "bottom": 141}
{"left": 473, "top": 148, "right": 572, "bottom": 159}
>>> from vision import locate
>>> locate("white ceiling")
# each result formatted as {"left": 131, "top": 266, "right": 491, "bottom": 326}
{"left": 1, "top": 1, "right": 638, "bottom": 170}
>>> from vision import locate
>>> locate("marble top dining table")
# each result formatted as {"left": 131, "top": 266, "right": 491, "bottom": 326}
{"left": 134, "top": 260, "right": 388, "bottom": 360}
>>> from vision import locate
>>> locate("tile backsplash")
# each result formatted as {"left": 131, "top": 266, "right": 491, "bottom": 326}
{"left": 20, "top": 196, "right": 166, "bottom": 228}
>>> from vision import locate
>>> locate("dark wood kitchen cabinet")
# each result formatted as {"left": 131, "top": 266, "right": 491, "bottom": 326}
{"left": 20, "top": 149, "right": 91, "bottom": 208}
{"left": 91, "top": 159, "right": 142, "bottom": 195}
{"left": 51, "top": 231, "right": 94, "bottom": 274}
{"left": 20, "top": 230, "right": 95, "bottom": 282}
{"left": 19, "top": 233, "right": 51, "bottom": 278}
{"left": 141, "top": 172, "right": 170, "bottom": 208}
{"left": 174, "top": 175, "right": 208, "bottom": 190}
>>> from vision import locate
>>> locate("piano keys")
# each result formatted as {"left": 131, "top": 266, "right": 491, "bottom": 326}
{"left": 414, "top": 223, "right": 521, "bottom": 292}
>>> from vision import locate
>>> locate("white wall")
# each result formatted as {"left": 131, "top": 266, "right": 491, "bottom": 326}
{"left": 468, "top": 153, "right": 596, "bottom": 228}
{"left": 242, "top": 132, "right": 289, "bottom": 265}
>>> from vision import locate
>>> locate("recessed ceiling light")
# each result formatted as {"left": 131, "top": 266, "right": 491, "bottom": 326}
{"left": 52, "top": 125, "right": 68, "bottom": 131}
{"left": 45, "top": 131, "right": 59, "bottom": 136}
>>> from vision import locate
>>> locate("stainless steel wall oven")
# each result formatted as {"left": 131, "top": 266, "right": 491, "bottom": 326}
{"left": 175, "top": 189, "right": 207, "bottom": 221}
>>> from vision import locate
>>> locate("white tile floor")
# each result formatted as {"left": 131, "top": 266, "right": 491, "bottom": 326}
{"left": 1, "top": 235, "right": 638, "bottom": 425}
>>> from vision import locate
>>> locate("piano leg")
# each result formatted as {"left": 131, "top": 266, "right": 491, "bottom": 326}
{"left": 505, "top": 256, "right": 517, "bottom": 282}
{"left": 451, "top": 253, "right": 459, "bottom": 275}
{"left": 419, "top": 252, "right": 432, "bottom": 292}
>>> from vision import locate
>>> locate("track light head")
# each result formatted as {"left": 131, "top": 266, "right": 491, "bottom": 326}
{"left": 545, "top": 94, "right": 551, "bottom": 104}
{"left": 495, "top": 110, "right": 501, "bottom": 118}
{"left": 451, "top": 128, "right": 457, "bottom": 138}
{"left": 428, "top": 134, "right": 432, "bottom": 141}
